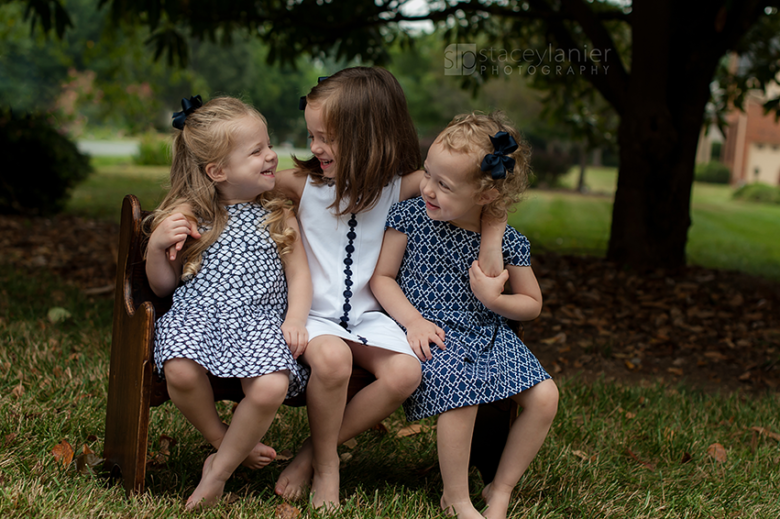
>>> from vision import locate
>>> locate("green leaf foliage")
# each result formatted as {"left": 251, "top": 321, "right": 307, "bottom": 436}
{"left": 694, "top": 161, "right": 731, "bottom": 185}
{"left": 733, "top": 182, "right": 780, "bottom": 204}
{"left": 0, "top": 108, "right": 92, "bottom": 215}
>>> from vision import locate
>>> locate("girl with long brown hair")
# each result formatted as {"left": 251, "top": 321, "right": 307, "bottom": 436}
{"left": 272, "top": 67, "right": 506, "bottom": 509}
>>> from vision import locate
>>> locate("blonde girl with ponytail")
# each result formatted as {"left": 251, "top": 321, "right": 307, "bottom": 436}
{"left": 145, "top": 95, "right": 311, "bottom": 511}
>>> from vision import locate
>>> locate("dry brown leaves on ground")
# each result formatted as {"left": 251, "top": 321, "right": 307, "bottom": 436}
{"left": 1, "top": 213, "right": 778, "bottom": 393}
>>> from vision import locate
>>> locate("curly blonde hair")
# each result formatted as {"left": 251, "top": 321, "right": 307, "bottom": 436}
{"left": 146, "top": 97, "right": 296, "bottom": 280}
{"left": 435, "top": 111, "right": 531, "bottom": 220}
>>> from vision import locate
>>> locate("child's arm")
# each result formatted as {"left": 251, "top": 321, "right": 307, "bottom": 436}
{"left": 145, "top": 212, "right": 197, "bottom": 297}
{"left": 478, "top": 209, "right": 507, "bottom": 277}
{"left": 371, "top": 228, "right": 445, "bottom": 361}
{"left": 280, "top": 212, "right": 312, "bottom": 360}
{"left": 469, "top": 261, "right": 543, "bottom": 322}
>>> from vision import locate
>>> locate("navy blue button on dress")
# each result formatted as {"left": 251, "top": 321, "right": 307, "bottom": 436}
{"left": 387, "top": 197, "right": 550, "bottom": 421}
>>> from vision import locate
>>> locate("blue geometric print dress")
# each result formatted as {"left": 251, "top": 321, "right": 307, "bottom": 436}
{"left": 154, "top": 202, "right": 309, "bottom": 398}
{"left": 386, "top": 197, "right": 551, "bottom": 421}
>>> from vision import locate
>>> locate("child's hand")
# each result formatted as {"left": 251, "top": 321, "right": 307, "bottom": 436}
{"left": 406, "top": 317, "right": 446, "bottom": 362}
{"left": 469, "top": 260, "right": 509, "bottom": 309}
{"left": 282, "top": 318, "right": 309, "bottom": 359}
{"left": 149, "top": 213, "right": 201, "bottom": 261}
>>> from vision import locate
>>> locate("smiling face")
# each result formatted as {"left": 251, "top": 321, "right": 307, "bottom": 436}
{"left": 304, "top": 103, "right": 337, "bottom": 178}
{"left": 421, "top": 140, "right": 490, "bottom": 232}
{"left": 210, "top": 116, "right": 278, "bottom": 204}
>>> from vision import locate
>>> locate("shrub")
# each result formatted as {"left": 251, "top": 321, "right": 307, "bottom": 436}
{"left": 695, "top": 161, "right": 731, "bottom": 184}
{"left": 733, "top": 182, "right": 780, "bottom": 204}
{"left": 133, "top": 133, "right": 171, "bottom": 166}
{"left": 529, "top": 148, "right": 573, "bottom": 188}
{"left": 0, "top": 109, "right": 92, "bottom": 216}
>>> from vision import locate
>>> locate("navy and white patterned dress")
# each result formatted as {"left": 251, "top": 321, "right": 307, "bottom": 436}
{"left": 387, "top": 197, "right": 551, "bottom": 421}
{"left": 154, "top": 202, "right": 309, "bottom": 398}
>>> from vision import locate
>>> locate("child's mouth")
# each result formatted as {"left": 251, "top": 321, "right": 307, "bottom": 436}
{"left": 320, "top": 159, "right": 333, "bottom": 170}
{"left": 261, "top": 168, "right": 275, "bottom": 177}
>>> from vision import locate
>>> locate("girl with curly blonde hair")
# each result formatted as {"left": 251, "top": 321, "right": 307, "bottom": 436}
{"left": 372, "top": 111, "right": 559, "bottom": 519}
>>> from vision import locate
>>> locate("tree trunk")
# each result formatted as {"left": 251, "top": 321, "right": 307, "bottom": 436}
{"left": 577, "top": 142, "right": 587, "bottom": 193}
{"left": 606, "top": 0, "right": 727, "bottom": 269}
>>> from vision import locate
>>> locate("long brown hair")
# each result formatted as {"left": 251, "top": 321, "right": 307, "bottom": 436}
{"left": 147, "top": 97, "right": 295, "bottom": 280}
{"left": 294, "top": 67, "right": 422, "bottom": 215}
{"left": 436, "top": 111, "right": 532, "bottom": 220}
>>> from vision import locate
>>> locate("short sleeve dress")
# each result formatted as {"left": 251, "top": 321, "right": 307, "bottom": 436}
{"left": 154, "top": 202, "right": 309, "bottom": 398}
{"left": 387, "top": 197, "right": 551, "bottom": 421}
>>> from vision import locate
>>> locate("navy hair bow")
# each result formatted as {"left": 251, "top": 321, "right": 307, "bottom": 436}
{"left": 172, "top": 95, "right": 203, "bottom": 130}
{"left": 480, "top": 131, "right": 518, "bottom": 180}
{"left": 298, "top": 76, "right": 331, "bottom": 111}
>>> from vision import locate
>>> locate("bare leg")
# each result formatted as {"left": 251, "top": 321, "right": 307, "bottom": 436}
{"left": 482, "top": 379, "right": 558, "bottom": 519}
{"left": 438, "top": 405, "right": 485, "bottom": 519}
{"left": 164, "top": 359, "right": 276, "bottom": 469}
{"left": 275, "top": 342, "right": 421, "bottom": 506}
{"left": 186, "top": 371, "right": 289, "bottom": 511}
{"left": 275, "top": 336, "right": 351, "bottom": 509}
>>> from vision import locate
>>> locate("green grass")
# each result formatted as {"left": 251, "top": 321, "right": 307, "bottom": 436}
{"left": 2, "top": 268, "right": 780, "bottom": 517}
{"left": 66, "top": 156, "right": 297, "bottom": 222}
{"left": 65, "top": 162, "right": 780, "bottom": 279}
{"left": 511, "top": 166, "right": 780, "bottom": 280}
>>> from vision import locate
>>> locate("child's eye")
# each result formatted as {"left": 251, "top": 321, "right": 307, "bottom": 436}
{"left": 423, "top": 170, "right": 430, "bottom": 178}
{"left": 439, "top": 181, "right": 449, "bottom": 190}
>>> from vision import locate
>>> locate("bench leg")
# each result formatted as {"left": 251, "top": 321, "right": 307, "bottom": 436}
{"left": 469, "top": 399, "right": 518, "bottom": 484}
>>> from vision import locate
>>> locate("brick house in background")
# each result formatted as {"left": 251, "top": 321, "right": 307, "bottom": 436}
{"left": 720, "top": 83, "right": 780, "bottom": 187}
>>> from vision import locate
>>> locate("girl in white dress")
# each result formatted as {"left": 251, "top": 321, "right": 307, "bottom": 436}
{"left": 272, "top": 67, "right": 506, "bottom": 509}
{"left": 146, "top": 96, "right": 311, "bottom": 510}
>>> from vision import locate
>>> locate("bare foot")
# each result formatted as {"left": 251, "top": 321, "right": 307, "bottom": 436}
{"left": 242, "top": 442, "right": 276, "bottom": 469}
{"left": 481, "top": 483, "right": 512, "bottom": 519}
{"left": 440, "top": 495, "right": 485, "bottom": 519}
{"left": 185, "top": 454, "right": 228, "bottom": 511}
{"left": 311, "top": 465, "right": 340, "bottom": 511}
{"left": 274, "top": 438, "right": 314, "bottom": 500}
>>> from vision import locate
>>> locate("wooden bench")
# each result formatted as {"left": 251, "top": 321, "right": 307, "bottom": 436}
{"left": 103, "top": 194, "right": 517, "bottom": 495}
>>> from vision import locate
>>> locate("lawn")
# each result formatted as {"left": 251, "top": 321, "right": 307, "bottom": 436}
{"left": 2, "top": 161, "right": 779, "bottom": 517}
{"left": 1, "top": 268, "right": 779, "bottom": 518}
{"left": 510, "top": 167, "right": 780, "bottom": 280}
{"left": 67, "top": 162, "right": 780, "bottom": 280}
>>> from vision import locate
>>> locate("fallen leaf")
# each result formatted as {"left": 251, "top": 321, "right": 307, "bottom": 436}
{"left": 571, "top": 450, "right": 590, "bottom": 460}
{"left": 275, "top": 503, "right": 301, "bottom": 518}
{"left": 624, "top": 360, "right": 636, "bottom": 371}
{"left": 626, "top": 448, "right": 656, "bottom": 470}
{"left": 275, "top": 449, "right": 294, "bottom": 461}
{"left": 339, "top": 452, "right": 353, "bottom": 464}
{"left": 667, "top": 367, "right": 684, "bottom": 376}
{"left": 11, "top": 383, "right": 23, "bottom": 399}
{"left": 343, "top": 438, "right": 358, "bottom": 449}
{"left": 52, "top": 440, "right": 74, "bottom": 466}
{"left": 751, "top": 427, "right": 780, "bottom": 442}
{"left": 371, "top": 422, "right": 389, "bottom": 435}
{"left": 707, "top": 442, "right": 727, "bottom": 463}
{"left": 625, "top": 412, "right": 636, "bottom": 419}
{"left": 47, "top": 307, "right": 72, "bottom": 324}
{"left": 541, "top": 332, "right": 567, "bottom": 345}
{"left": 396, "top": 424, "right": 430, "bottom": 438}
{"left": 158, "top": 434, "right": 177, "bottom": 455}
{"left": 75, "top": 451, "right": 103, "bottom": 475}
{"left": 680, "top": 452, "right": 692, "bottom": 464}
{"left": 738, "top": 371, "right": 751, "bottom": 381}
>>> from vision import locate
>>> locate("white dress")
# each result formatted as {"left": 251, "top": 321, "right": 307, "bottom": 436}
{"left": 297, "top": 176, "right": 417, "bottom": 360}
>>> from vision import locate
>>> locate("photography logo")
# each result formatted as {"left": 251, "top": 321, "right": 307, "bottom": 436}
{"left": 444, "top": 44, "right": 477, "bottom": 75}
